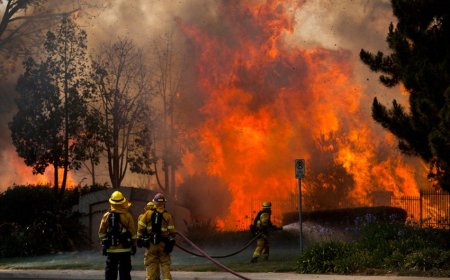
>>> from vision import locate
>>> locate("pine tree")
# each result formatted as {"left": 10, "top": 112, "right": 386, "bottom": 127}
{"left": 360, "top": 0, "right": 450, "bottom": 192}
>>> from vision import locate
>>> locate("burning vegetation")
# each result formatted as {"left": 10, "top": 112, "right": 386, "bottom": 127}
{"left": 1, "top": 0, "right": 446, "bottom": 231}
{"left": 175, "top": 1, "right": 423, "bottom": 229}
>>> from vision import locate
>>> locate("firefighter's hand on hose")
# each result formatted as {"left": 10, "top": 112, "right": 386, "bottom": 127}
{"left": 131, "top": 245, "right": 136, "bottom": 255}
{"left": 267, "top": 225, "right": 282, "bottom": 231}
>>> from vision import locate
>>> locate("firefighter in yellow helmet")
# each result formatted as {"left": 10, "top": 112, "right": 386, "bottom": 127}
{"left": 250, "top": 201, "right": 280, "bottom": 263}
{"left": 137, "top": 193, "right": 175, "bottom": 280}
{"left": 98, "top": 190, "right": 137, "bottom": 280}
{"left": 137, "top": 200, "right": 160, "bottom": 280}
{"left": 139, "top": 201, "right": 156, "bottom": 221}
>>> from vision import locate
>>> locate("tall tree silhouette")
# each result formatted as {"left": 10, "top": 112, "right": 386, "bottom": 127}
{"left": 10, "top": 16, "right": 93, "bottom": 195}
{"left": 360, "top": 0, "right": 450, "bottom": 192}
{"left": 92, "top": 38, "right": 155, "bottom": 188}
{"left": 152, "top": 32, "right": 185, "bottom": 197}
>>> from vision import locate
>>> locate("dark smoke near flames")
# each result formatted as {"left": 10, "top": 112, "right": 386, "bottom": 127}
{"left": 177, "top": 174, "right": 232, "bottom": 224}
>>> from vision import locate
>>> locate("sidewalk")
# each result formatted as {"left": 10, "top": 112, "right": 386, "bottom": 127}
{"left": 0, "top": 269, "right": 449, "bottom": 280}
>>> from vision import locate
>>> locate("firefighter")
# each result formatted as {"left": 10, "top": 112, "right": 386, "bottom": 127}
{"left": 250, "top": 201, "right": 279, "bottom": 263}
{"left": 98, "top": 191, "right": 137, "bottom": 280}
{"left": 139, "top": 201, "right": 156, "bottom": 221}
{"left": 138, "top": 200, "right": 160, "bottom": 280}
{"left": 137, "top": 193, "right": 175, "bottom": 280}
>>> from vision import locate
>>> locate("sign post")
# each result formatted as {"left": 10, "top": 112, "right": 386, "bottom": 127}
{"left": 294, "top": 159, "right": 305, "bottom": 252}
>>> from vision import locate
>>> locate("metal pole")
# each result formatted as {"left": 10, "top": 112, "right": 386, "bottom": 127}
{"left": 298, "top": 178, "right": 303, "bottom": 252}
{"left": 419, "top": 190, "right": 423, "bottom": 228}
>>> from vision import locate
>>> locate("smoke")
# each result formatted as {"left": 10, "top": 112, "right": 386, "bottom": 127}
{"left": 177, "top": 173, "right": 232, "bottom": 223}
{"left": 0, "top": 0, "right": 426, "bottom": 222}
{"left": 291, "top": 0, "right": 392, "bottom": 50}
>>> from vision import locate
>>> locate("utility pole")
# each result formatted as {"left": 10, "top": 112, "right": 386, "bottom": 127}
{"left": 294, "top": 159, "right": 305, "bottom": 252}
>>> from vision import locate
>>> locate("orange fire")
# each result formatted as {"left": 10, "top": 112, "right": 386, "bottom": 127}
{"left": 1, "top": 149, "right": 49, "bottom": 187}
{"left": 2, "top": 149, "right": 76, "bottom": 190}
{"left": 176, "top": 0, "right": 424, "bottom": 230}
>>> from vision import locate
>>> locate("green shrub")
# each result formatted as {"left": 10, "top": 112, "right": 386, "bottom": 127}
{"left": 356, "top": 222, "right": 404, "bottom": 264}
{"left": 383, "top": 249, "right": 407, "bottom": 269}
{"left": 295, "top": 209, "right": 450, "bottom": 275}
{"left": 0, "top": 185, "right": 55, "bottom": 225}
{"left": 332, "top": 249, "right": 372, "bottom": 273}
{"left": 296, "top": 241, "right": 353, "bottom": 273}
{"left": 0, "top": 185, "right": 89, "bottom": 257}
{"left": 404, "top": 248, "right": 450, "bottom": 271}
{"left": 0, "top": 224, "right": 24, "bottom": 257}
{"left": 358, "top": 221, "right": 447, "bottom": 260}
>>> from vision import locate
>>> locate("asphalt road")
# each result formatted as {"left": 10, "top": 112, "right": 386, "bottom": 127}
{"left": 0, "top": 270, "right": 449, "bottom": 280}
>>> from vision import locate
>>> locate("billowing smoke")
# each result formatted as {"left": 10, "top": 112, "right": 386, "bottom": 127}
{"left": 177, "top": 173, "right": 232, "bottom": 223}
{"left": 0, "top": 1, "right": 428, "bottom": 229}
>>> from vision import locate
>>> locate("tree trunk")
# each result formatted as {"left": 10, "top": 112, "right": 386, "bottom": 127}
{"left": 112, "top": 98, "right": 120, "bottom": 188}
{"left": 61, "top": 76, "right": 68, "bottom": 196}
{"left": 53, "top": 161, "right": 59, "bottom": 194}
{"left": 91, "top": 158, "right": 96, "bottom": 186}
{"left": 60, "top": 20, "right": 69, "bottom": 196}
{"left": 169, "top": 96, "right": 176, "bottom": 198}
{"left": 164, "top": 161, "right": 169, "bottom": 195}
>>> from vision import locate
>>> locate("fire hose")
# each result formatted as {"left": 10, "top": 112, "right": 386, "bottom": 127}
{"left": 175, "top": 231, "right": 262, "bottom": 258}
{"left": 175, "top": 231, "right": 253, "bottom": 280}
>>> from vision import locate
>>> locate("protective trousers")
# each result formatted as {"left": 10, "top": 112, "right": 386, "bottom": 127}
{"left": 105, "top": 252, "right": 132, "bottom": 280}
{"left": 144, "top": 242, "right": 171, "bottom": 280}
{"left": 252, "top": 235, "right": 269, "bottom": 260}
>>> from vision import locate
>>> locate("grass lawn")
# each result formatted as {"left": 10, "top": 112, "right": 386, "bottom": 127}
{"left": 0, "top": 230, "right": 300, "bottom": 273}
{"left": 1, "top": 219, "right": 449, "bottom": 278}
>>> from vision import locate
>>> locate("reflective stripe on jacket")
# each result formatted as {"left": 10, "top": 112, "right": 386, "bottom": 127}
{"left": 137, "top": 209, "right": 174, "bottom": 238}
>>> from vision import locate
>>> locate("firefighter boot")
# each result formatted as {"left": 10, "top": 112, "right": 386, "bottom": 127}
{"left": 251, "top": 256, "right": 258, "bottom": 263}
{"left": 262, "top": 248, "right": 269, "bottom": 261}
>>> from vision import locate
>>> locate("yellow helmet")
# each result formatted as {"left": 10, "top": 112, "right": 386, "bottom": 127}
{"left": 262, "top": 201, "right": 272, "bottom": 209}
{"left": 144, "top": 201, "right": 155, "bottom": 210}
{"left": 109, "top": 191, "right": 127, "bottom": 205}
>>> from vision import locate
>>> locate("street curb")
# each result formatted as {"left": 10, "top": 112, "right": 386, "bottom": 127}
{"left": 0, "top": 270, "right": 449, "bottom": 280}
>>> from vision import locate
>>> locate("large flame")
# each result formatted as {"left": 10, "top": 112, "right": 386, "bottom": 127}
{"left": 2, "top": 149, "right": 76, "bottom": 189}
{"left": 177, "top": 0, "right": 423, "bottom": 230}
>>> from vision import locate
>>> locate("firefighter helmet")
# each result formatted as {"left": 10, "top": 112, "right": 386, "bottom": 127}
{"left": 109, "top": 191, "right": 127, "bottom": 205}
{"left": 262, "top": 201, "right": 272, "bottom": 209}
{"left": 153, "top": 193, "right": 167, "bottom": 205}
{"left": 145, "top": 201, "right": 155, "bottom": 211}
